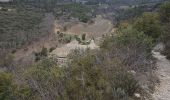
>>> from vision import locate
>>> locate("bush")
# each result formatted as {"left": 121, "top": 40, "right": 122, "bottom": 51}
{"left": 159, "top": 2, "right": 170, "bottom": 59}
{"left": 41, "top": 47, "right": 48, "bottom": 56}
{"left": 66, "top": 50, "right": 141, "bottom": 99}
{"left": 112, "top": 88, "right": 128, "bottom": 100}
{"left": 63, "top": 35, "right": 72, "bottom": 43}
{"left": 82, "top": 34, "right": 86, "bottom": 40}
{"left": 24, "top": 59, "right": 65, "bottom": 100}
{"left": 49, "top": 47, "right": 56, "bottom": 52}
{"left": 112, "top": 71, "right": 139, "bottom": 96}
{"left": 133, "top": 12, "right": 162, "bottom": 39}
{"left": 34, "top": 47, "right": 48, "bottom": 61}
{"left": 79, "top": 15, "right": 89, "bottom": 23}
{"left": 159, "top": 1, "right": 170, "bottom": 22}
{"left": 0, "top": 72, "right": 14, "bottom": 100}
{"left": 0, "top": 72, "right": 34, "bottom": 100}
{"left": 102, "top": 27, "right": 153, "bottom": 53}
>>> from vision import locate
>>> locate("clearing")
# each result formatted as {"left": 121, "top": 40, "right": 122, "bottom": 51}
{"left": 55, "top": 15, "right": 113, "bottom": 38}
{"left": 50, "top": 40, "right": 99, "bottom": 58}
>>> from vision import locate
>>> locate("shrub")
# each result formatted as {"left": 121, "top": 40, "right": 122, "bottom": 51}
{"left": 82, "top": 34, "right": 86, "bottom": 40}
{"left": 63, "top": 35, "right": 72, "bottom": 43}
{"left": 112, "top": 71, "right": 139, "bottom": 96}
{"left": 49, "top": 47, "right": 56, "bottom": 52}
{"left": 24, "top": 59, "right": 65, "bottom": 100}
{"left": 112, "top": 88, "right": 128, "bottom": 100}
{"left": 0, "top": 72, "right": 33, "bottom": 100}
{"left": 133, "top": 12, "right": 162, "bottom": 39}
{"left": 41, "top": 47, "right": 48, "bottom": 57}
{"left": 79, "top": 14, "right": 90, "bottom": 23}
{"left": 159, "top": 1, "right": 170, "bottom": 22}
{"left": 0, "top": 72, "right": 14, "bottom": 100}
{"left": 34, "top": 47, "right": 48, "bottom": 61}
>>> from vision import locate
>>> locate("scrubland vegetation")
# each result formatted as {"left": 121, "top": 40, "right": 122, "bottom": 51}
{"left": 0, "top": 9, "right": 44, "bottom": 49}
{"left": 0, "top": 0, "right": 170, "bottom": 100}
{"left": 160, "top": 2, "right": 170, "bottom": 59}
{"left": 54, "top": 3, "right": 92, "bottom": 23}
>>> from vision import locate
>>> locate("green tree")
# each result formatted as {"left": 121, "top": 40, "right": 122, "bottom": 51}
{"left": 24, "top": 59, "right": 66, "bottom": 100}
{"left": 159, "top": 1, "right": 170, "bottom": 22}
{"left": 66, "top": 53, "right": 109, "bottom": 100}
{"left": 0, "top": 72, "right": 35, "bottom": 100}
{"left": 133, "top": 12, "right": 162, "bottom": 39}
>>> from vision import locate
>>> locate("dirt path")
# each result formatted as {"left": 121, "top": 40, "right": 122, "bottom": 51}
{"left": 152, "top": 50, "right": 170, "bottom": 100}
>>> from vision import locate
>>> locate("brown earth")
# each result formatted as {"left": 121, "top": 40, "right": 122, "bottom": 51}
{"left": 55, "top": 15, "right": 113, "bottom": 38}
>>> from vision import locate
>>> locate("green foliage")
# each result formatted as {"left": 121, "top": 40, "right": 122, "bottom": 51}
{"left": 101, "top": 26, "right": 155, "bottom": 74}
{"left": 63, "top": 35, "right": 72, "bottom": 43}
{"left": 0, "top": 8, "right": 44, "bottom": 49}
{"left": 119, "top": 27, "right": 153, "bottom": 52}
{"left": 75, "top": 35, "right": 81, "bottom": 43}
{"left": 35, "top": 47, "right": 48, "bottom": 61}
{"left": 0, "top": 72, "right": 34, "bottom": 100}
{"left": 113, "top": 71, "right": 139, "bottom": 96}
{"left": 66, "top": 50, "right": 140, "bottom": 100}
{"left": 82, "top": 34, "right": 86, "bottom": 40}
{"left": 21, "top": 50, "right": 141, "bottom": 100}
{"left": 102, "top": 27, "right": 153, "bottom": 53}
{"left": 67, "top": 53, "right": 108, "bottom": 100}
{"left": 0, "top": 1, "right": 162, "bottom": 100}
{"left": 13, "top": 0, "right": 57, "bottom": 12}
{"left": 116, "top": 6, "right": 145, "bottom": 22}
{"left": 112, "top": 88, "right": 128, "bottom": 100}
{"left": 156, "top": 1, "right": 170, "bottom": 59}
{"left": 41, "top": 47, "right": 48, "bottom": 57}
{"left": 24, "top": 58, "right": 66, "bottom": 100}
{"left": 49, "top": 47, "right": 55, "bottom": 52}
{"left": 0, "top": 72, "right": 14, "bottom": 100}
{"left": 75, "top": 35, "right": 90, "bottom": 45}
{"left": 58, "top": 3, "right": 91, "bottom": 22}
{"left": 58, "top": 32, "right": 72, "bottom": 43}
{"left": 159, "top": 1, "right": 170, "bottom": 22}
{"left": 133, "top": 12, "right": 162, "bottom": 39}
{"left": 79, "top": 14, "right": 90, "bottom": 23}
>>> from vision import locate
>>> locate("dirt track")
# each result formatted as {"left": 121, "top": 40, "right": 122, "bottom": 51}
{"left": 152, "top": 51, "right": 170, "bottom": 100}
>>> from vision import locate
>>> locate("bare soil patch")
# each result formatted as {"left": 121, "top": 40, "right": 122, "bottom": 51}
{"left": 55, "top": 15, "right": 113, "bottom": 38}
